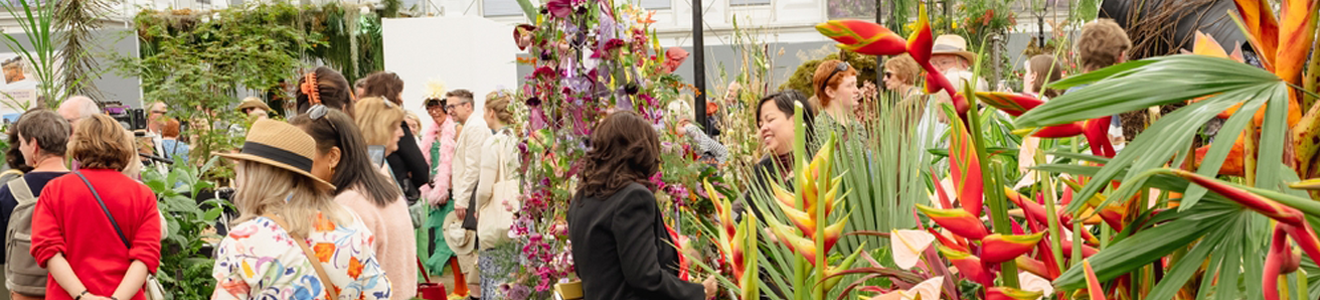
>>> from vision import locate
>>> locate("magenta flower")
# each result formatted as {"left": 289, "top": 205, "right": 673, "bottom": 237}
{"left": 546, "top": 0, "right": 572, "bottom": 19}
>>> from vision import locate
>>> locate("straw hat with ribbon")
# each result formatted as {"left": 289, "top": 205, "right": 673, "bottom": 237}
{"left": 444, "top": 211, "right": 476, "bottom": 255}
{"left": 215, "top": 119, "right": 335, "bottom": 191}
{"left": 932, "top": 34, "right": 978, "bottom": 64}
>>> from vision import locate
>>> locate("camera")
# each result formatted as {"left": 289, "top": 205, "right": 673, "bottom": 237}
{"left": 103, "top": 101, "right": 146, "bottom": 131}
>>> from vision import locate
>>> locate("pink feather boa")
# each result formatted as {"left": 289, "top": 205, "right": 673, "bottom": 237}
{"left": 419, "top": 117, "right": 458, "bottom": 206}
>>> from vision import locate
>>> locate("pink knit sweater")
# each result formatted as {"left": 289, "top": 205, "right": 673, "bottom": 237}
{"left": 336, "top": 180, "right": 418, "bottom": 299}
{"left": 419, "top": 117, "right": 458, "bottom": 205}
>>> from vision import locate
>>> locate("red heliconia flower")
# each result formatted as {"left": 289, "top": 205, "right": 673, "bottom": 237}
{"left": 1083, "top": 260, "right": 1108, "bottom": 300}
{"left": 975, "top": 92, "right": 1044, "bottom": 117}
{"left": 815, "top": 20, "right": 908, "bottom": 56}
{"left": 947, "top": 108, "right": 984, "bottom": 217}
{"left": 986, "top": 286, "right": 1043, "bottom": 300}
{"left": 1083, "top": 116, "right": 1116, "bottom": 158}
{"left": 1171, "top": 170, "right": 1307, "bottom": 227}
{"left": 907, "top": 3, "right": 934, "bottom": 65}
{"left": 1264, "top": 224, "right": 1289, "bottom": 300}
{"left": 1031, "top": 122, "right": 1086, "bottom": 138}
{"left": 939, "top": 246, "right": 994, "bottom": 286}
{"left": 1059, "top": 238, "right": 1100, "bottom": 258}
{"left": 917, "top": 204, "right": 990, "bottom": 240}
{"left": 1005, "top": 187, "right": 1098, "bottom": 244}
{"left": 981, "top": 233, "right": 1045, "bottom": 263}
{"left": 1283, "top": 222, "right": 1320, "bottom": 265}
{"left": 1016, "top": 256, "right": 1053, "bottom": 280}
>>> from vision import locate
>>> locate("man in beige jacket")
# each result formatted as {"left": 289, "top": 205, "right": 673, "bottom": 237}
{"left": 448, "top": 89, "right": 491, "bottom": 299}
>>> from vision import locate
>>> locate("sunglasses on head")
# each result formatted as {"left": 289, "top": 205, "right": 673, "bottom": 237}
{"left": 821, "top": 61, "right": 851, "bottom": 91}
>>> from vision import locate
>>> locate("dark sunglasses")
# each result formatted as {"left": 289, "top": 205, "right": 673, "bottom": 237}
{"left": 884, "top": 71, "right": 894, "bottom": 78}
{"left": 821, "top": 61, "right": 850, "bottom": 91}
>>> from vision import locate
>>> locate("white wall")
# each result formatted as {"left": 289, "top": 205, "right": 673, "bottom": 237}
{"left": 382, "top": 16, "right": 518, "bottom": 125}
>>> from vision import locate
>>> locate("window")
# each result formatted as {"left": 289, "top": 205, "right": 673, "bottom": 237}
{"left": 729, "top": 0, "right": 769, "bottom": 6}
{"left": 483, "top": 0, "right": 525, "bottom": 17}
{"left": 639, "top": 0, "right": 669, "bottom": 10}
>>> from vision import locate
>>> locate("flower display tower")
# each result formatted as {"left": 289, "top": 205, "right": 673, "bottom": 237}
{"left": 507, "top": 0, "right": 700, "bottom": 297}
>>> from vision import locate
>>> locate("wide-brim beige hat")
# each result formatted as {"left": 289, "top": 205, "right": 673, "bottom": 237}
{"left": 214, "top": 119, "right": 335, "bottom": 191}
{"left": 444, "top": 211, "right": 476, "bottom": 255}
{"left": 932, "top": 34, "right": 977, "bottom": 65}
{"left": 236, "top": 97, "right": 272, "bottom": 112}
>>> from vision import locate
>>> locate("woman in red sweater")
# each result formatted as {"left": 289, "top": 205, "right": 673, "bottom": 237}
{"left": 31, "top": 114, "right": 161, "bottom": 300}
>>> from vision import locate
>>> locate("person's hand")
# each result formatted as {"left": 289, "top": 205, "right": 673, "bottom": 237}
{"left": 456, "top": 208, "right": 467, "bottom": 220}
{"left": 703, "top": 275, "right": 719, "bottom": 300}
{"left": 678, "top": 119, "right": 692, "bottom": 128}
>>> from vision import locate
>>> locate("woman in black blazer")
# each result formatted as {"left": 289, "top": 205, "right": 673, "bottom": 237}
{"left": 567, "top": 112, "right": 716, "bottom": 300}
{"left": 359, "top": 71, "right": 430, "bottom": 203}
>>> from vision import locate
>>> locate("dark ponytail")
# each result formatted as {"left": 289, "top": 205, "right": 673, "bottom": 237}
{"left": 290, "top": 109, "right": 402, "bottom": 207}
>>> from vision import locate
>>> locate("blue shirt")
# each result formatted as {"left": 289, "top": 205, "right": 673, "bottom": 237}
{"left": 161, "top": 139, "right": 190, "bottom": 166}
{"left": 0, "top": 171, "right": 68, "bottom": 263}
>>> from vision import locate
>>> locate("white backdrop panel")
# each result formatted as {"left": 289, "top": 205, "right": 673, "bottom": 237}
{"left": 383, "top": 16, "right": 517, "bottom": 124}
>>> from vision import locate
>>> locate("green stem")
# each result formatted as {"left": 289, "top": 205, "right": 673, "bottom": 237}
{"left": 814, "top": 132, "right": 832, "bottom": 300}
{"left": 1039, "top": 151, "right": 1067, "bottom": 279}
{"left": 968, "top": 99, "right": 1019, "bottom": 288}
{"left": 792, "top": 103, "right": 808, "bottom": 300}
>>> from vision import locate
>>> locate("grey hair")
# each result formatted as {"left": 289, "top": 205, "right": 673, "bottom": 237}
{"left": 61, "top": 96, "right": 99, "bottom": 119}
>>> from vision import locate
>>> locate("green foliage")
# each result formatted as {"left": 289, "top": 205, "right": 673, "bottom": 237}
{"left": 0, "top": 0, "right": 67, "bottom": 110}
{"left": 115, "top": 3, "right": 316, "bottom": 180}
{"left": 142, "top": 157, "right": 228, "bottom": 300}
{"left": 56, "top": 0, "right": 113, "bottom": 98}
{"left": 779, "top": 53, "right": 877, "bottom": 98}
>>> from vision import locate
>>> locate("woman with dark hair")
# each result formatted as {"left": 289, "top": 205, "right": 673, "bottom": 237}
{"left": 295, "top": 66, "right": 355, "bottom": 117}
{"left": 567, "top": 112, "right": 717, "bottom": 300}
{"left": 291, "top": 105, "right": 416, "bottom": 300}
{"left": 357, "top": 71, "right": 429, "bottom": 205}
{"left": 752, "top": 90, "right": 817, "bottom": 193}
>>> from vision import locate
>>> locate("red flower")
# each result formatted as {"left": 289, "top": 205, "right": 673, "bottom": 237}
{"left": 534, "top": 66, "right": 558, "bottom": 80}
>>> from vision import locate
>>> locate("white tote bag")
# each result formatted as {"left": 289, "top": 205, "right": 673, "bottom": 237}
{"left": 478, "top": 135, "right": 520, "bottom": 250}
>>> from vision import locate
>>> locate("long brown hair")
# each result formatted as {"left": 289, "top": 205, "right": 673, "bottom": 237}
{"left": 577, "top": 111, "right": 660, "bottom": 199}
{"left": 1028, "top": 55, "right": 1065, "bottom": 99}
{"left": 290, "top": 109, "right": 402, "bottom": 207}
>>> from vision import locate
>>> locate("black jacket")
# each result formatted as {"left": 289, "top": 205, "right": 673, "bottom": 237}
{"left": 567, "top": 183, "right": 703, "bottom": 300}
{"left": 387, "top": 124, "right": 430, "bottom": 201}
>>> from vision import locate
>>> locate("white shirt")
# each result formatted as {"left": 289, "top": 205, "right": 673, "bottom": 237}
{"left": 451, "top": 116, "right": 492, "bottom": 210}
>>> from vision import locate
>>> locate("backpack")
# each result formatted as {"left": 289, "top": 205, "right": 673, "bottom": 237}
{"left": 5, "top": 177, "right": 46, "bottom": 296}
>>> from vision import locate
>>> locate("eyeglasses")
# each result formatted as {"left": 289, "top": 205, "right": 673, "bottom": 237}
{"left": 150, "top": 110, "right": 167, "bottom": 115}
{"left": 821, "top": 61, "right": 850, "bottom": 92}
{"left": 883, "top": 71, "right": 894, "bottom": 79}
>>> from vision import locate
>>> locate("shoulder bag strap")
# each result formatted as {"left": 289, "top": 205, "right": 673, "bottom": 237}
{"left": 263, "top": 214, "right": 340, "bottom": 300}
{"left": 75, "top": 171, "right": 130, "bottom": 248}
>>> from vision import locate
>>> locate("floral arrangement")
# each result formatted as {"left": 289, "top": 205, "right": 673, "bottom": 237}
{"left": 509, "top": 0, "right": 721, "bottom": 296}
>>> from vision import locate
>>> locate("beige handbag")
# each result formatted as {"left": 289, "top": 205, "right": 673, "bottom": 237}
{"left": 477, "top": 134, "right": 521, "bottom": 250}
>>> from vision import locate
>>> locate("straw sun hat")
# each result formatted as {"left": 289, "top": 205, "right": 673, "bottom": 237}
{"left": 932, "top": 34, "right": 978, "bottom": 64}
{"left": 443, "top": 211, "right": 476, "bottom": 255}
{"left": 214, "top": 119, "right": 335, "bottom": 190}
{"left": 235, "top": 97, "right": 272, "bottom": 112}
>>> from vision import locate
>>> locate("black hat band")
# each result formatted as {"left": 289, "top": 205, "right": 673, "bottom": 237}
{"left": 241, "top": 141, "right": 314, "bottom": 172}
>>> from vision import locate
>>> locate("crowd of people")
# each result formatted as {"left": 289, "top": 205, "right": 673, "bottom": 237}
{"left": 0, "top": 16, "right": 1136, "bottom": 300}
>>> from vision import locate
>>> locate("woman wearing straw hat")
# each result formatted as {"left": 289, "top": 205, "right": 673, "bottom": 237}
{"left": 349, "top": 96, "right": 420, "bottom": 299}
{"left": 210, "top": 119, "right": 391, "bottom": 300}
